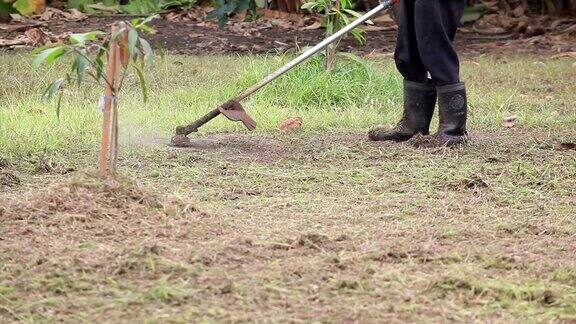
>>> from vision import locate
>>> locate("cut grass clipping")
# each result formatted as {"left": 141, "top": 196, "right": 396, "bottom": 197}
{"left": 0, "top": 170, "right": 197, "bottom": 221}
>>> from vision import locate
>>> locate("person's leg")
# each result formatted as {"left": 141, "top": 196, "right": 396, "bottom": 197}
{"left": 412, "top": 0, "right": 468, "bottom": 147}
{"left": 369, "top": 0, "right": 437, "bottom": 142}
{"left": 414, "top": 0, "right": 465, "bottom": 86}
{"left": 394, "top": 0, "right": 428, "bottom": 83}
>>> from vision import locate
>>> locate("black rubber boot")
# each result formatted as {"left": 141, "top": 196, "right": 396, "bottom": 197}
{"left": 413, "top": 82, "right": 468, "bottom": 147}
{"left": 369, "top": 80, "right": 437, "bottom": 142}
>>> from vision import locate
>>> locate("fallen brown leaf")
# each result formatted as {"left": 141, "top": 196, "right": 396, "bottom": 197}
{"left": 39, "top": 8, "right": 54, "bottom": 20}
{"left": 24, "top": 27, "right": 49, "bottom": 45}
{"left": 302, "top": 21, "right": 321, "bottom": 30}
{"left": 68, "top": 9, "right": 87, "bottom": 21}
{"left": 279, "top": 117, "right": 303, "bottom": 131}
{"left": 38, "top": 7, "right": 87, "bottom": 21}
{"left": 9, "top": 14, "right": 26, "bottom": 23}
{"left": 165, "top": 12, "right": 181, "bottom": 21}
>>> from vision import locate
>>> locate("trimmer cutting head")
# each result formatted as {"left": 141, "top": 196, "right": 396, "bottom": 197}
{"left": 168, "top": 134, "right": 194, "bottom": 148}
{"left": 168, "top": 100, "right": 257, "bottom": 148}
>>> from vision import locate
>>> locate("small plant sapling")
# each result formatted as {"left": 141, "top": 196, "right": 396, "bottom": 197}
{"left": 33, "top": 16, "right": 157, "bottom": 175}
{"left": 301, "top": 0, "right": 369, "bottom": 69}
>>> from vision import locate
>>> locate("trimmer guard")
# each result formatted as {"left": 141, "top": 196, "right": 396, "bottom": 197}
{"left": 218, "top": 101, "right": 257, "bottom": 131}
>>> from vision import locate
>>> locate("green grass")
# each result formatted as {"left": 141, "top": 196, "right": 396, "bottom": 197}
{"left": 1, "top": 52, "right": 574, "bottom": 163}
{"left": 1, "top": 51, "right": 576, "bottom": 322}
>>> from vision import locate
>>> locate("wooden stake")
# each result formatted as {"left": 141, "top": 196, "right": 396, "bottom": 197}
{"left": 108, "top": 23, "right": 128, "bottom": 175}
{"left": 98, "top": 24, "right": 120, "bottom": 176}
{"left": 109, "top": 97, "right": 119, "bottom": 174}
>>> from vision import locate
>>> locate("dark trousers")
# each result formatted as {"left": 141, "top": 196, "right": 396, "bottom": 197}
{"left": 394, "top": 0, "right": 466, "bottom": 86}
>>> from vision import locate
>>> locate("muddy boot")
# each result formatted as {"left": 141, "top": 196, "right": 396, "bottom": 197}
{"left": 413, "top": 82, "right": 468, "bottom": 147}
{"left": 369, "top": 80, "right": 436, "bottom": 142}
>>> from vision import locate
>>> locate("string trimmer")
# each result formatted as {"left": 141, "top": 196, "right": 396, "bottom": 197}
{"left": 170, "top": 0, "right": 400, "bottom": 147}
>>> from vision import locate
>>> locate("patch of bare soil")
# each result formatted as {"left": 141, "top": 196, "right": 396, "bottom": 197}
{"left": 165, "top": 128, "right": 575, "bottom": 164}
{"left": 2, "top": 10, "right": 574, "bottom": 55}
{"left": 169, "top": 132, "right": 302, "bottom": 163}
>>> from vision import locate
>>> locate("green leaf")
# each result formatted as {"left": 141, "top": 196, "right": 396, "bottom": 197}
{"left": 128, "top": 29, "right": 138, "bottom": 56}
{"left": 350, "top": 27, "right": 365, "bottom": 44}
{"left": 95, "top": 44, "right": 108, "bottom": 81}
{"left": 254, "top": 0, "right": 264, "bottom": 8}
{"left": 342, "top": 8, "right": 362, "bottom": 18}
{"left": 223, "top": 1, "right": 237, "bottom": 13}
{"left": 12, "top": 0, "right": 43, "bottom": 16}
{"left": 56, "top": 91, "right": 64, "bottom": 119}
{"left": 461, "top": 4, "right": 486, "bottom": 23}
{"left": 130, "top": 17, "right": 140, "bottom": 26}
{"left": 131, "top": 14, "right": 159, "bottom": 28}
{"left": 340, "top": 12, "right": 350, "bottom": 25}
{"left": 301, "top": 2, "right": 316, "bottom": 10}
{"left": 33, "top": 46, "right": 67, "bottom": 68}
{"left": 86, "top": 3, "right": 118, "bottom": 12}
{"left": 69, "top": 31, "right": 104, "bottom": 45}
{"left": 139, "top": 37, "right": 154, "bottom": 66}
{"left": 43, "top": 78, "right": 65, "bottom": 100}
{"left": 217, "top": 15, "right": 229, "bottom": 29}
{"left": 340, "top": 0, "right": 352, "bottom": 9}
{"left": 133, "top": 64, "right": 148, "bottom": 103}
{"left": 235, "top": 0, "right": 250, "bottom": 11}
{"left": 207, "top": 0, "right": 233, "bottom": 29}
{"left": 136, "top": 23, "right": 155, "bottom": 33}
{"left": 31, "top": 43, "right": 60, "bottom": 55}
{"left": 0, "top": 1, "right": 15, "bottom": 14}
{"left": 326, "top": 19, "right": 333, "bottom": 36}
{"left": 72, "top": 54, "right": 89, "bottom": 86}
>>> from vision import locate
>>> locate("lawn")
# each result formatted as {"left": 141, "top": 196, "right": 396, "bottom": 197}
{"left": 1, "top": 52, "right": 575, "bottom": 322}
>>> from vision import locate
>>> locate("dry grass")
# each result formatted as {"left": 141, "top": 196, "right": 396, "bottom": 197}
{"left": 1, "top": 129, "right": 575, "bottom": 322}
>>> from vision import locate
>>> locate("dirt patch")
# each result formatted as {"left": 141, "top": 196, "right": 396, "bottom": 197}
{"left": 168, "top": 132, "right": 294, "bottom": 163}
{"left": 165, "top": 128, "right": 576, "bottom": 164}
{"left": 3, "top": 14, "right": 570, "bottom": 55}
